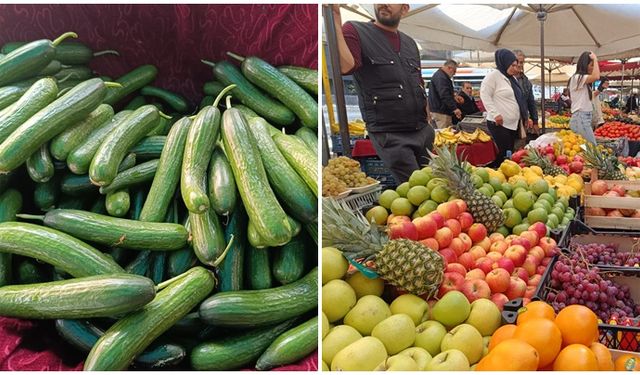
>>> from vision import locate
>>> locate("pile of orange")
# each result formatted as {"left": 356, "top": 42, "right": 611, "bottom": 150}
{"left": 476, "top": 301, "right": 618, "bottom": 371}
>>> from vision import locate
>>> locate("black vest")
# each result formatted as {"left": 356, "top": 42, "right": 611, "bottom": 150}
{"left": 349, "top": 21, "right": 427, "bottom": 132}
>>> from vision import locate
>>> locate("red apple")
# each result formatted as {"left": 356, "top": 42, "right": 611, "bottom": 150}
{"left": 519, "top": 231, "right": 540, "bottom": 248}
{"left": 504, "top": 245, "right": 527, "bottom": 267}
{"left": 429, "top": 212, "right": 446, "bottom": 228}
{"left": 437, "top": 202, "right": 460, "bottom": 221}
{"left": 538, "top": 237, "right": 558, "bottom": 257}
{"left": 439, "top": 248, "right": 458, "bottom": 265}
{"left": 458, "top": 233, "right": 473, "bottom": 252}
{"left": 458, "top": 212, "right": 474, "bottom": 232}
{"left": 467, "top": 223, "right": 488, "bottom": 243}
{"left": 388, "top": 221, "right": 418, "bottom": 240}
{"left": 387, "top": 215, "right": 411, "bottom": 226}
{"left": 611, "top": 184, "right": 626, "bottom": 197}
{"left": 512, "top": 267, "right": 529, "bottom": 281}
{"left": 446, "top": 263, "right": 467, "bottom": 276}
{"left": 536, "top": 265, "right": 547, "bottom": 275}
{"left": 486, "top": 268, "right": 511, "bottom": 293}
{"left": 461, "top": 279, "right": 491, "bottom": 302}
{"left": 475, "top": 237, "right": 492, "bottom": 251}
{"left": 420, "top": 238, "right": 440, "bottom": 251}
{"left": 489, "top": 240, "right": 508, "bottom": 254}
{"left": 469, "top": 245, "right": 487, "bottom": 260}
{"left": 528, "top": 246, "right": 546, "bottom": 263}
{"left": 445, "top": 219, "right": 462, "bottom": 237}
{"left": 413, "top": 216, "right": 438, "bottom": 240}
{"left": 458, "top": 252, "right": 475, "bottom": 270}
{"left": 504, "top": 234, "right": 518, "bottom": 246}
{"left": 449, "top": 238, "right": 466, "bottom": 257}
{"left": 528, "top": 274, "right": 542, "bottom": 287}
{"left": 465, "top": 268, "right": 486, "bottom": 280}
{"left": 524, "top": 285, "right": 536, "bottom": 299}
{"left": 511, "top": 237, "right": 532, "bottom": 251}
{"left": 505, "top": 276, "right": 527, "bottom": 300}
{"left": 438, "top": 272, "right": 465, "bottom": 298}
{"left": 522, "top": 257, "right": 538, "bottom": 276}
{"left": 451, "top": 199, "right": 468, "bottom": 214}
{"left": 541, "top": 257, "right": 552, "bottom": 266}
{"left": 489, "top": 233, "right": 505, "bottom": 243}
{"left": 495, "top": 258, "right": 515, "bottom": 274}
{"left": 435, "top": 227, "right": 454, "bottom": 249}
{"left": 486, "top": 252, "right": 503, "bottom": 262}
{"left": 475, "top": 257, "right": 494, "bottom": 275}
{"left": 491, "top": 293, "right": 509, "bottom": 311}
{"left": 528, "top": 222, "right": 548, "bottom": 240}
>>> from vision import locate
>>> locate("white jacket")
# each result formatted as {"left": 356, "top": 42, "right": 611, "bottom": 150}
{"left": 480, "top": 70, "right": 521, "bottom": 131}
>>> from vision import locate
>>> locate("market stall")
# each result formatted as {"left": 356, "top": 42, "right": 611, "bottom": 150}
{"left": 0, "top": 3, "right": 318, "bottom": 371}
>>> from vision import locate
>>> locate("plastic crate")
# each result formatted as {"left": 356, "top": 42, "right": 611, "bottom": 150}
{"left": 335, "top": 187, "right": 382, "bottom": 213}
{"left": 330, "top": 134, "right": 362, "bottom": 155}
{"left": 358, "top": 157, "right": 397, "bottom": 189}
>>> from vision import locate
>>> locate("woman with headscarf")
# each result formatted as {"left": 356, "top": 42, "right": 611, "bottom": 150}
{"left": 568, "top": 51, "right": 600, "bottom": 144}
{"left": 480, "top": 48, "right": 528, "bottom": 167}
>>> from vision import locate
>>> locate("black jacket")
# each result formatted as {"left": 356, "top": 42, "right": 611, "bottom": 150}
{"left": 428, "top": 68, "right": 457, "bottom": 115}
{"left": 517, "top": 74, "right": 538, "bottom": 123}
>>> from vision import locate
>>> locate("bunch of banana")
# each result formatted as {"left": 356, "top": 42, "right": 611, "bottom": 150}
{"left": 330, "top": 119, "right": 366, "bottom": 136}
{"left": 473, "top": 128, "right": 492, "bottom": 142}
{"left": 435, "top": 127, "right": 492, "bottom": 146}
{"left": 435, "top": 127, "right": 458, "bottom": 146}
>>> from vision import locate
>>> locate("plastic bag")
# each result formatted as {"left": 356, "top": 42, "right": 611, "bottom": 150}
{"left": 527, "top": 132, "right": 560, "bottom": 149}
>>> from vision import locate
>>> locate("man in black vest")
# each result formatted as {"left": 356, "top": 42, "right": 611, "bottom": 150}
{"left": 331, "top": 4, "right": 434, "bottom": 184}
{"left": 430, "top": 60, "right": 462, "bottom": 128}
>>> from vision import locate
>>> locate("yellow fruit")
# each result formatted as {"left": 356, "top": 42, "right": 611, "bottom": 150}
{"left": 566, "top": 179, "right": 583, "bottom": 193}
{"left": 554, "top": 175, "right": 568, "bottom": 185}
{"left": 500, "top": 161, "right": 521, "bottom": 178}
{"left": 530, "top": 166, "right": 543, "bottom": 176}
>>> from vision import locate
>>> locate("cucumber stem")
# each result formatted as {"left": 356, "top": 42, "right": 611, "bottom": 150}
{"left": 225, "top": 95, "right": 232, "bottom": 109}
{"left": 155, "top": 271, "right": 190, "bottom": 291}
{"left": 200, "top": 59, "right": 216, "bottom": 68}
{"left": 16, "top": 213, "right": 45, "bottom": 221}
{"left": 93, "top": 49, "right": 120, "bottom": 57}
{"left": 212, "top": 235, "right": 234, "bottom": 267}
{"left": 52, "top": 32, "right": 78, "bottom": 46}
{"left": 103, "top": 82, "right": 123, "bottom": 88}
{"left": 212, "top": 84, "right": 236, "bottom": 108}
{"left": 226, "top": 52, "right": 246, "bottom": 63}
{"left": 158, "top": 111, "right": 172, "bottom": 120}
{"left": 57, "top": 73, "right": 73, "bottom": 83}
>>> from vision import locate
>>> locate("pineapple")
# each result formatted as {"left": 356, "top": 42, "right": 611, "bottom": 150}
{"left": 522, "top": 148, "right": 567, "bottom": 176}
{"left": 429, "top": 146, "right": 505, "bottom": 233}
{"left": 583, "top": 142, "right": 627, "bottom": 180}
{"left": 322, "top": 199, "right": 444, "bottom": 297}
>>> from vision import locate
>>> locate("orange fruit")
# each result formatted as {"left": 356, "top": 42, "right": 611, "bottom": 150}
{"left": 590, "top": 342, "right": 614, "bottom": 371}
{"left": 555, "top": 304, "right": 598, "bottom": 346}
{"left": 476, "top": 339, "right": 539, "bottom": 371}
{"left": 488, "top": 324, "right": 516, "bottom": 352}
{"left": 513, "top": 318, "right": 562, "bottom": 368}
{"left": 516, "top": 300, "right": 556, "bottom": 325}
{"left": 615, "top": 353, "right": 640, "bottom": 371}
{"left": 553, "top": 344, "right": 599, "bottom": 371}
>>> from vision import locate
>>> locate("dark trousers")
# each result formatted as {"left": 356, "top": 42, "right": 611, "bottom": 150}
{"left": 368, "top": 124, "right": 435, "bottom": 184}
{"left": 487, "top": 121, "right": 517, "bottom": 168}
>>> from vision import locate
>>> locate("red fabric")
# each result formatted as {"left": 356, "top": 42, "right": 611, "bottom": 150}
{"left": 456, "top": 141, "right": 498, "bottom": 166}
{"left": 0, "top": 4, "right": 318, "bottom": 108}
{"left": 352, "top": 139, "right": 378, "bottom": 157}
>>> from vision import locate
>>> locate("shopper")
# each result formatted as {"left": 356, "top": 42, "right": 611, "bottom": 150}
{"left": 592, "top": 77, "right": 609, "bottom": 129}
{"left": 568, "top": 51, "right": 600, "bottom": 144}
{"left": 455, "top": 81, "right": 481, "bottom": 119}
{"left": 557, "top": 88, "right": 572, "bottom": 113}
{"left": 626, "top": 93, "right": 639, "bottom": 114}
{"left": 330, "top": 4, "right": 435, "bottom": 184}
{"left": 513, "top": 50, "right": 539, "bottom": 145}
{"left": 429, "top": 60, "right": 462, "bottom": 128}
{"left": 480, "top": 49, "right": 528, "bottom": 168}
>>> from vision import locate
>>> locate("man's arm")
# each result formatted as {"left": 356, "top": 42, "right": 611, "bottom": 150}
{"left": 435, "top": 74, "right": 459, "bottom": 116}
{"left": 329, "top": 5, "right": 359, "bottom": 75}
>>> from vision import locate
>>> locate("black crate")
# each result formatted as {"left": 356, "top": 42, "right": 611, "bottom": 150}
{"left": 330, "top": 134, "right": 362, "bottom": 155}
{"left": 357, "top": 157, "right": 397, "bottom": 190}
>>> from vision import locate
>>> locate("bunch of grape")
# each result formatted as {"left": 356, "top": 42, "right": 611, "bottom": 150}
{"left": 325, "top": 156, "right": 376, "bottom": 188}
{"left": 322, "top": 169, "right": 348, "bottom": 197}
{"left": 546, "top": 252, "right": 640, "bottom": 322}
{"left": 572, "top": 242, "right": 640, "bottom": 267}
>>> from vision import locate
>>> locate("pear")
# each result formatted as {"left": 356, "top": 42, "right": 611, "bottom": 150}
{"left": 343, "top": 295, "right": 391, "bottom": 335}
{"left": 322, "top": 325, "right": 362, "bottom": 365}
{"left": 331, "top": 336, "right": 388, "bottom": 371}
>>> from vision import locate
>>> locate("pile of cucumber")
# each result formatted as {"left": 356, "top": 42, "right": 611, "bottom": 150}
{"left": 0, "top": 32, "right": 319, "bottom": 371}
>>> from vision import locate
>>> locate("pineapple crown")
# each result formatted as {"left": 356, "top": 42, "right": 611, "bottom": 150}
{"left": 428, "top": 145, "right": 474, "bottom": 192}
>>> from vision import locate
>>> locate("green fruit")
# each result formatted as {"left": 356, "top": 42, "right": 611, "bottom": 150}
{"left": 503, "top": 208, "right": 522, "bottom": 228}
{"left": 546, "top": 218, "right": 557, "bottom": 229}
{"left": 538, "top": 192, "right": 555, "bottom": 205}
{"left": 471, "top": 174, "right": 483, "bottom": 189}
{"left": 478, "top": 187, "right": 492, "bottom": 198}
{"left": 551, "top": 206, "right": 565, "bottom": 219}
{"left": 513, "top": 191, "right": 535, "bottom": 215}
{"left": 407, "top": 186, "right": 430, "bottom": 206}
{"left": 474, "top": 168, "right": 490, "bottom": 183}
{"left": 501, "top": 183, "right": 513, "bottom": 198}
{"left": 547, "top": 213, "right": 560, "bottom": 227}
{"left": 529, "top": 179, "right": 549, "bottom": 196}
{"left": 420, "top": 166, "right": 433, "bottom": 179}
{"left": 396, "top": 182, "right": 410, "bottom": 197}
{"left": 513, "top": 180, "right": 529, "bottom": 190}
{"left": 322, "top": 325, "right": 363, "bottom": 366}
{"left": 379, "top": 190, "right": 400, "bottom": 209}
{"left": 535, "top": 199, "right": 553, "bottom": 213}
{"left": 331, "top": 336, "right": 387, "bottom": 371}
{"left": 566, "top": 207, "right": 575, "bottom": 216}
{"left": 409, "top": 170, "right": 430, "bottom": 187}
{"left": 491, "top": 195, "right": 503, "bottom": 208}
{"left": 558, "top": 197, "right": 569, "bottom": 209}
{"left": 511, "top": 187, "right": 527, "bottom": 199}
{"left": 432, "top": 291, "right": 470, "bottom": 328}
{"left": 322, "top": 247, "right": 348, "bottom": 285}
{"left": 427, "top": 178, "right": 444, "bottom": 191}
{"left": 527, "top": 208, "right": 548, "bottom": 224}
{"left": 547, "top": 187, "right": 557, "bottom": 201}
{"left": 494, "top": 191, "right": 508, "bottom": 204}
{"left": 512, "top": 223, "right": 530, "bottom": 235}
{"left": 502, "top": 199, "right": 514, "bottom": 209}
{"left": 344, "top": 295, "right": 391, "bottom": 336}
{"left": 496, "top": 226, "right": 510, "bottom": 237}
{"left": 521, "top": 217, "right": 529, "bottom": 226}
{"left": 417, "top": 200, "right": 438, "bottom": 217}
{"left": 412, "top": 210, "right": 421, "bottom": 220}
{"left": 430, "top": 186, "right": 449, "bottom": 203}
{"left": 322, "top": 280, "right": 356, "bottom": 322}
{"left": 390, "top": 198, "right": 414, "bottom": 216}
{"left": 561, "top": 217, "right": 571, "bottom": 226}
{"left": 481, "top": 183, "right": 495, "bottom": 196}
{"left": 447, "top": 195, "right": 459, "bottom": 202}
{"left": 371, "top": 314, "right": 416, "bottom": 355}
{"left": 488, "top": 177, "right": 503, "bottom": 193}
{"left": 365, "top": 206, "right": 389, "bottom": 225}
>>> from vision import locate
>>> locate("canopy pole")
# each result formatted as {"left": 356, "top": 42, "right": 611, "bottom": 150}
{"left": 538, "top": 7, "right": 547, "bottom": 132}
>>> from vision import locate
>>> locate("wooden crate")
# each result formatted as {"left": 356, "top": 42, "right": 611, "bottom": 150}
{"left": 583, "top": 180, "right": 640, "bottom": 230}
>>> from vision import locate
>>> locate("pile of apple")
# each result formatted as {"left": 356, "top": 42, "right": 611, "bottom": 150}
{"left": 585, "top": 180, "right": 640, "bottom": 218}
{"left": 321, "top": 249, "right": 503, "bottom": 371}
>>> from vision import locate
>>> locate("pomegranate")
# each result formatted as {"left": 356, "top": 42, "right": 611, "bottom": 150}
{"left": 590, "top": 180, "right": 609, "bottom": 196}
{"left": 611, "top": 184, "right": 627, "bottom": 197}
{"left": 585, "top": 207, "right": 606, "bottom": 216}
{"left": 607, "top": 210, "right": 624, "bottom": 217}
{"left": 568, "top": 161, "right": 583, "bottom": 174}
{"left": 556, "top": 155, "right": 569, "bottom": 165}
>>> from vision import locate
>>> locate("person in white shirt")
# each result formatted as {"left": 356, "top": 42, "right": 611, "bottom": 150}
{"left": 569, "top": 51, "right": 600, "bottom": 144}
{"left": 480, "top": 49, "right": 528, "bottom": 167}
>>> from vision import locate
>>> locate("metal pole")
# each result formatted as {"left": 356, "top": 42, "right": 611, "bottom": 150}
{"left": 322, "top": 114, "right": 330, "bottom": 166}
{"left": 538, "top": 8, "right": 547, "bottom": 132}
{"left": 323, "top": 6, "right": 352, "bottom": 158}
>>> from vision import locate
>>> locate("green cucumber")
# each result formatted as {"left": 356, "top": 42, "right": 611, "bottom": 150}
{"left": 16, "top": 258, "right": 50, "bottom": 284}
{"left": 222, "top": 107, "right": 292, "bottom": 246}
{"left": 203, "top": 81, "right": 226, "bottom": 97}
{"left": 228, "top": 53, "right": 317, "bottom": 129}
{"left": 0, "top": 32, "right": 77, "bottom": 86}
{"left": 190, "top": 319, "right": 298, "bottom": 370}
{"left": 0, "top": 273, "right": 155, "bottom": 319}
{"left": 245, "top": 245, "right": 273, "bottom": 290}
{"left": 0, "top": 77, "right": 108, "bottom": 173}
{"left": 273, "top": 132, "right": 318, "bottom": 197}
{"left": 61, "top": 154, "right": 135, "bottom": 196}
{"left": 295, "top": 126, "right": 318, "bottom": 152}
{"left": 277, "top": 65, "right": 318, "bottom": 95}
{"left": 0, "top": 85, "right": 28, "bottom": 110}
{"left": 0, "top": 188, "right": 21, "bottom": 286}
{"left": 189, "top": 209, "right": 226, "bottom": 267}
{"left": 26, "top": 142, "right": 55, "bottom": 183}
{"left": 39, "top": 209, "right": 188, "bottom": 251}
{"left": 2, "top": 41, "right": 119, "bottom": 65}
{"left": 141, "top": 85, "right": 189, "bottom": 113}
{"left": 272, "top": 234, "right": 307, "bottom": 285}
{"left": 149, "top": 252, "right": 166, "bottom": 284}
{"left": 167, "top": 248, "right": 197, "bottom": 278}
{"left": 50, "top": 103, "right": 114, "bottom": 161}
{"left": 218, "top": 203, "right": 247, "bottom": 292}
{"left": 199, "top": 267, "right": 317, "bottom": 327}
{"left": 0, "top": 221, "right": 123, "bottom": 277}
{"left": 129, "top": 135, "right": 166, "bottom": 160}
{"left": 84, "top": 266, "right": 216, "bottom": 371}
{"left": 67, "top": 110, "right": 133, "bottom": 175}
{"left": 248, "top": 215, "right": 301, "bottom": 249}
{"left": 100, "top": 159, "right": 159, "bottom": 195}
{"left": 250, "top": 117, "right": 317, "bottom": 223}
{"left": 125, "top": 95, "right": 147, "bottom": 111}
{"left": 140, "top": 118, "right": 189, "bottom": 222}
{"left": 34, "top": 178, "right": 60, "bottom": 212}
{"left": 104, "top": 65, "right": 158, "bottom": 106}
{"left": 39, "top": 59, "right": 64, "bottom": 76}
{"left": 106, "top": 189, "right": 130, "bottom": 217}
{"left": 204, "top": 59, "right": 295, "bottom": 126}
{"left": 181, "top": 106, "right": 221, "bottom": 213}
{"left": 90, "top": 105, "right": 160, "bottom": 186}
{"left": 256, "top": 316, "right": 318, "bottom": 370}
{"left": 126, "top": 251, "right": 151, "bottom": 276}
{"left": 54, "top": 65, "right": 93, "bottom": 81}
{"left": 207, "top": 146, "right": 237, "bottom": 216}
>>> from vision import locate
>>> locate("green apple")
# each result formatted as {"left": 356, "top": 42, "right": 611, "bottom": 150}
{"left": 346, "top": 271, "right": 385, "bottom": 298}
{"left": 322, "top": 312, "right": 329, "bottom": 339}
{"left": 321, "top": 360, "right": 329, "bottom": 371}
{"left": 331, "top": 336, "right": 388, "bottom": 371}
{"left": 482, "top": 336, "right": 491, "bottom": 358}
{"left": 322, "top": 247, "right": 348, "bottom": 284}
{"left": 322, "top": 325, "right": 362, "bottom": 365}
{"left": 425, "top": 349, "right": 470, "bottom": 371}
{"left": 398, "top": 347, "right": 432, "bottom": 370}
{"left": 322, "top": 279, "right": 356, "bottom": 322}
{"left": 390, "top": 294, "right": 429, "bottom": 325}
{"left": 440, "top": 323, "right": 484, "bottom": 365}
{"left": 464, "top": 298, "right": 502, "bottom": 336}
{"left": 374, "top": 354, "right": 420, "bottom": 371}
{"left": 432, "top": 291, "right": 471, "bottom": 328}
{"left": 343, "top": 295, "right": 391, "bottom": 335}
{"left": 371, "top": 314, "right": 416, "bottom": 355}
{"left": 414, "top": 320, "right": 447, "bottom": 356}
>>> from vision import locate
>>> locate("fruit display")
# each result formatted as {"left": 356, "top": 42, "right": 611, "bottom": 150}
{"left": 322, "top": 156, "right": 377, "bottom": 197}
{"left": 434, "top": 127, "right": 492, "bottom": 146}
{"left": 583, "top": 142, "right": 628, "bottom": 181}
{"left": 0, "top": 18, "right": 318, "bottom": 371}
{"left": 595, "top": 121, "right": 640, "bottom": 141}
{"left": 584, "top": 180, "right": 640, "bottom": 218}
{"left": 618, "top": 156, "right": 640, "bottom": 180}
{"left": 544, "top": 114, "right": 571, "bottom": 129}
